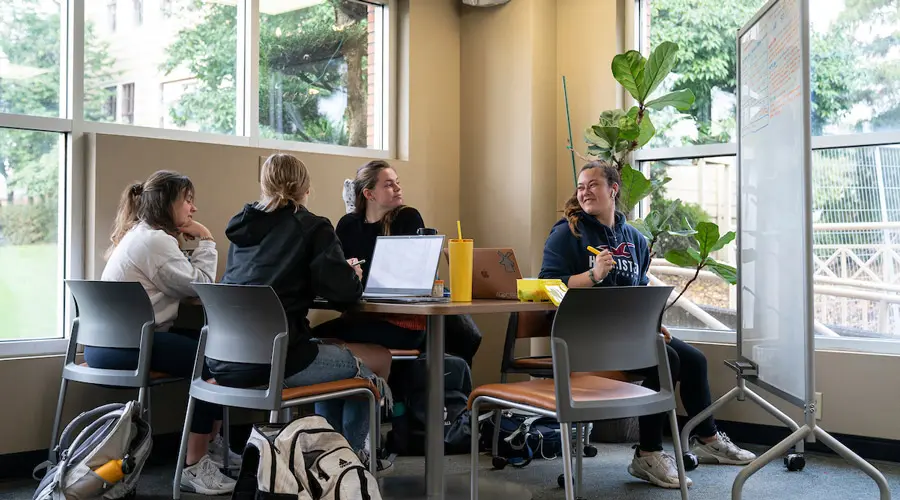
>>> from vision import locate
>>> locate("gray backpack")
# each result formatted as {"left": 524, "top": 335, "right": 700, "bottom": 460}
{"left": 33, "top": 402, "right": 152, "bottom": 500}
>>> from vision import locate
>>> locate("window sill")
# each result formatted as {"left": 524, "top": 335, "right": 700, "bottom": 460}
{"left": 0, "top": 339, "right": 68, "bottom": 359}
{"left": 671, "top": 327, "right": 900, "bottom": 356}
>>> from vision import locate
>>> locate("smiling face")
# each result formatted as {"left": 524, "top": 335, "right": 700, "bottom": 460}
{"left": 172, "top": 189, "right": 196, "bottom": 228}
{"left": 576, "top": 167, "right": 617, "bottom": 218}
{"left": 364, "top": 167, "right": 403, "bottom": 210}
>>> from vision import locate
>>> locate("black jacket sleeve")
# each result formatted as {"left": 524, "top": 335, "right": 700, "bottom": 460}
{"left": 309, "top": 219, "right": 363, "bottom": 304}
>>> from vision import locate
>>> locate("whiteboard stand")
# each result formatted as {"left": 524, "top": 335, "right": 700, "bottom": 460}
{"left": 684, "top": 0, "right": 892, "bottom": 498}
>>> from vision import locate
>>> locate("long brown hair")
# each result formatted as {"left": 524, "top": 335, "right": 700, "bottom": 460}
{"left": 564, "top": 160, "right": 620, "bottom": 237}
{"left": 257, "top": 153, "right": 311, "bottom": 212}
{"left": 107, "top": 171, "right": 195, "bottom": 257}
{"left": 353, "top": 159, "right": 407, "bottom": 236}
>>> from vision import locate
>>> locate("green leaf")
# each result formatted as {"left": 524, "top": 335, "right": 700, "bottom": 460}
{"left": 617, "top": 114, "right": 641, "bottom": 142}
{"left": 637, "top": 113, "right": 656, "bottom": 147}
{"left": 668, "top": 228, "right": 698, "bottom": 237}
{"left": 687, "top": 247, "right": 702, "bottom": 262}
{"left": 597, "top": 109, "right": 626, "bottom": 126}
{"left": 586, "top": 145, "right": 613, "bottom": 161}
{"left": 630, "top": 219, "right": 652, "bottom": 240}
{"left": 710, "top": 231, "right": 736, "bottom": 253}
{"left": 640, "top": 41, "right": 679, "bottom": 101}
{"left": 617, "top": 164, "right": 653, "bottom": 214}
{"left": 614, "top": 139, "right": 632, "bottom": 153}
{"left": 665, "top": 248, "right": 701, "bottom": 268}
{"left": 611, "top": 50, "right": 646, "bottom": 102}
{"left": 706, "top": 258, "right": 738, "bottom": 285}
{"left": 645, "top": 89, "right": 695, "bottom": 111}
{"left": 695, "top": 221, "right": 720, "bottom": 260}
{"left": 591, "top": 125, "right": 620, "bottom": 149}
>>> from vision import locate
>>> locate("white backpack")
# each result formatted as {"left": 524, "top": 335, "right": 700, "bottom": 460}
{"left": 33, "top": 402, "right": 152, "bottom": 500}
{"left": 233, "top": 415, "right": 381, "bottom": 500}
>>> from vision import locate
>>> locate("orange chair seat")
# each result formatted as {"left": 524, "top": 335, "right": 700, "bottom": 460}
{"left": 205, "top": 377, "right": 380, "bottom": 402}
{"left": 510, "top": 357, "right": 552, "bottom": 369}
{"left": 78, "top": 362, "right": 175, "bottom": 380}
{"left": 468, "top": 375, "right": 656, "bottom": 412}
{"left": 389, "top": 349, "right": 420, "bottom": 358}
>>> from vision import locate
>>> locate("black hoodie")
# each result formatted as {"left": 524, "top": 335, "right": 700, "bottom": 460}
{"left": 208, "top": 202, "right": 363, "bottom": 387}
{"left": 539, "top": 211, "right": 650, "bottom": 287}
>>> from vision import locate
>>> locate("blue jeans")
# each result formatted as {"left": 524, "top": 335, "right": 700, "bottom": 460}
{"left": 285, "top": 342, "right": 374, "bottom": 451}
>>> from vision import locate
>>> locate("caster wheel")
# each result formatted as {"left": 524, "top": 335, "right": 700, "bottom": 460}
{"left": 491, "top": 456, "right": 508, "bottom": 470}
{"left": 583, "top": 445, "right": 598, "bottom": 457}
{"left": 683, "top": 452, "right": 700, "bottom": 472}
{"left": 784, "top": 454, "right": 806, "bottom": 471}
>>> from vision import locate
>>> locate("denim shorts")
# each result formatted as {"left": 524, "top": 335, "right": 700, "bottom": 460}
{"left": 283, "top": 340, "right": 375, "bottom": 389}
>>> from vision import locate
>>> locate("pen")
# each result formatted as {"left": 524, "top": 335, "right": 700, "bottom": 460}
{"left": 586, "top": 246, "right": 601, "bottom": 256}
{"left": 352, "top": 259, "right": 366, "bottom": 266}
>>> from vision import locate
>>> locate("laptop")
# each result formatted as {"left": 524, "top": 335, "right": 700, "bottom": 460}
{"left": 442, "top": 247, "right": 523, "bottom": 300}
{"left": 362, "top": 235, "right": 450, "bottom": 303}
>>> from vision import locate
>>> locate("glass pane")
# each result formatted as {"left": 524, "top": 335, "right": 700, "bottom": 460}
{"left": 0, "top": 128, "right": 62, "bottom": 341}
{"left": 0, "top": 0, "right": 63, "bottom": 118}
{"left": 84, "top": 0, "right": 238, "bottom": 134}
{"left": 644, "top": 157, "right": 737, "bottom": 331}
{"left": 812, "top": 144, "right": 900, "bottom": 341}
{"left": 646, "top": 0, "right": 767, "bottom": 148}
{"left": 811, "top": 2, "right": 900, "bottom": 135}
{"left": 260, "top": 0, "right": 384, "bottom": 148}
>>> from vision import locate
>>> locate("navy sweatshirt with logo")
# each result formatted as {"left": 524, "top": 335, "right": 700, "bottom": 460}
{"left": 539, "top": 211, "right": 650, "bottom": 287}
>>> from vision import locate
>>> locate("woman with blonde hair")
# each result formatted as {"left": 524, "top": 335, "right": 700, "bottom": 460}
{"left": 97, "top": 171, "right": 237, "bottom": 496}
{"left": 212, "top": 153, "right": 392, "bottom": 470}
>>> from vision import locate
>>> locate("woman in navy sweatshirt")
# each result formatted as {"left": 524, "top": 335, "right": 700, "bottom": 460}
{"left": 539, "top": 161, "right": 755, "bottom": 489}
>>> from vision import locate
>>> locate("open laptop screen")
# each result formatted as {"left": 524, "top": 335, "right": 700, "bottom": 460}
{"left": 365, "top": 235, "right": 445, "bottom": 296}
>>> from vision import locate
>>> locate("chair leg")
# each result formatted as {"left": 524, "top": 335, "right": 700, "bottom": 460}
{"left": 491, "top": 372, "right": 508, "bottom": 457}
{"left": 269, "top": 410, "right": 281, "bottom": 423}
{"left": 138, "top": 386, "right": 148, "bottom": 414}
{"left": 575, "top": 423, "right": 584, "bottom": 498}
{"left": 368, "top": 392, "right": 378, "bottom": 476}
{"left": 48, "top": 378, "right": 68, "bottom": 463}
{"left": 559, "top": 423, "right": 576, "bottom": 500}
{"left": 470, "top": 400, "right": 481, "bottom": 500}
{"left": 144, "top": 388, "right": 152, "bottom": 427}
{"left": 173, "top": 397, "right": 196, "bottom": 500}
{"left": 223, "top": 407, "right": 230, "bottom": 470}
{"left": 669, "top": 410, "right": 690, "bottom": 500}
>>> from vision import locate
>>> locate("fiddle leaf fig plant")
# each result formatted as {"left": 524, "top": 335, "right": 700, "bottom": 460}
{"left": 578, "top": 41, "right": 737, "bottom": 309}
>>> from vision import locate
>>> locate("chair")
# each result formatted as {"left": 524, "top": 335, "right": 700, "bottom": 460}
{"left": 389, "top": 349, "right": 420, "bottom": 361}
{"left": 174, "top": 284, "right": 380, "bottom": 500}
{"left": 469, "top": 286, "right": 688, "bottom": 500}
{"left": 50, "top": 280, "right": 182, "bottom": 462}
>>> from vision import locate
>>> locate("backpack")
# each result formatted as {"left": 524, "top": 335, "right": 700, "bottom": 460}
{"left": 478, "top": 410, "right": 593, "bottom": 468}
{"left": 386, "top": 354, "right": 472, "bottom": 456}
{"left": 233, "top": 415, "right": 381, "bottom": 500}
{"left": 33, "top": 402, "right": 152, "bottom": 500}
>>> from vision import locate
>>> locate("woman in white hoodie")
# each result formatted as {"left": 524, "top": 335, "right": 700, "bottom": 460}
{"left": 90, "top": 171, "right": 237, "bottom": 496}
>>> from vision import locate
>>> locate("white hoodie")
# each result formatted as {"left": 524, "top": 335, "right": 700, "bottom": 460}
{"left": 102, "top": 222, "right": 217, "bottom": 331}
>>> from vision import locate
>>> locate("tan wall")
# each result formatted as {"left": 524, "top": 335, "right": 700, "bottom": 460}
{"left": 0, "top": 0, "right": 460, "bottom": 455}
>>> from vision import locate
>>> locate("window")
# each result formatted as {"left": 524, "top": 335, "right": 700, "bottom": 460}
{"left": 84, "top": 0, "right": 238, "bottom": 134}
{"left": 0, "top": 0, "right": 63, "bottom": 118}
{"left": 0, "top": 128, "right": 64, "bottom": 342}
{"left": 102, "top": 86, "right": 117, "bottom": 120}
{"left": 259, "top": 0, "right": 388, "bottom": 149}
{"left": 640, "top": 0, "right": 900, "bottom": 353}
{"left": 133, "top": 0, "right": 143, "bottom": 27}
{"left": 121, "top": 83, "right": 134, "bottom": 124}
{"left": 107, "top": 0, "right": 117, "bottom": 33}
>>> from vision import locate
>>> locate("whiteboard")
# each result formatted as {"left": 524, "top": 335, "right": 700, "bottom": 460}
{"left": 737, "top": 0, "right": 813, "bottom": 406}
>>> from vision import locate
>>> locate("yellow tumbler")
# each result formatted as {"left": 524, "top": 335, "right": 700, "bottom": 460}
{"left": 448, "top": 239, "right": 474, "bottom": 302}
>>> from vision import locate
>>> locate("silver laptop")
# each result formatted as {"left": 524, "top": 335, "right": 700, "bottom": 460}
{"left": 362, "top": 235, "right": 449, "bottom": 303}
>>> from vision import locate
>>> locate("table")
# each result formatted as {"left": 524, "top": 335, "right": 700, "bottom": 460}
{"left": 347, "top": 299, "right": 557, "bottom": 500}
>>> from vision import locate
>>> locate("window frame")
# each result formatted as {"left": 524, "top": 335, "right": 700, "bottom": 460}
{"left": 634, "top": 0, "right": 900, "bottom": 353}
{"left": 0, "top": 0, "right": 399, "bottom": 357}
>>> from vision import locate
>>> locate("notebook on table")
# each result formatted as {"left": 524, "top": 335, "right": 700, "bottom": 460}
{"left": 362, "top": 235, "right": 450, "bottom": 304}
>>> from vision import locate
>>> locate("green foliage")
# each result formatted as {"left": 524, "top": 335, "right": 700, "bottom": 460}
{"left": 163, "top": 0, "right": 370, "bottom": 145}
{"left": 0, "top": 202, "right": 58, "bottom": 245}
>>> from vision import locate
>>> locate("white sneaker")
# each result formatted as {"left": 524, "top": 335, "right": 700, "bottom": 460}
{"left": 180, "top": 455, "right": 237, "bottom": 495}
{"left": 209, "top": 434, "right": 242, "bottom": 469}
{"left": 357, "top": 448, "right": 394, "bottom": 474}
{"left": 691, "top": 432, "right": 756, "bottom": 465}
{"left": 627, "top": 448, "right": 693, "bottom": 489}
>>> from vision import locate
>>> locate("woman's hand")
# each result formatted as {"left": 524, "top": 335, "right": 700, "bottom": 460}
{"left": 179, "top": 220, "right": 213, "bottom": 241}
{"left": 591, "top": 249, "right": 616, "bottom": 283}
{"left": 661, "top": 325, "right": 672, "bottom": 343}
{"left": 347, "top": 258, "right": 363, "bottom": 280}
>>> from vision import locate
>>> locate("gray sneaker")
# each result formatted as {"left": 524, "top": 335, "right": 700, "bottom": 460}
{"left": 209, "top": 434, "right": 242, "bottom": 469}
{"left": 180, "top": 455, "right": 237, "bottom": 495}
{"left": 691, "top": 432, "right": 756, "bottom": 465}
{"left": 627, "top": 448, "right": 693, "bottom": 489}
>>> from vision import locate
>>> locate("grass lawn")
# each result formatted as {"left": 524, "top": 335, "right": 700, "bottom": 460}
{"left": 0, "top": 243, "right": 60, "bottom": 341}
